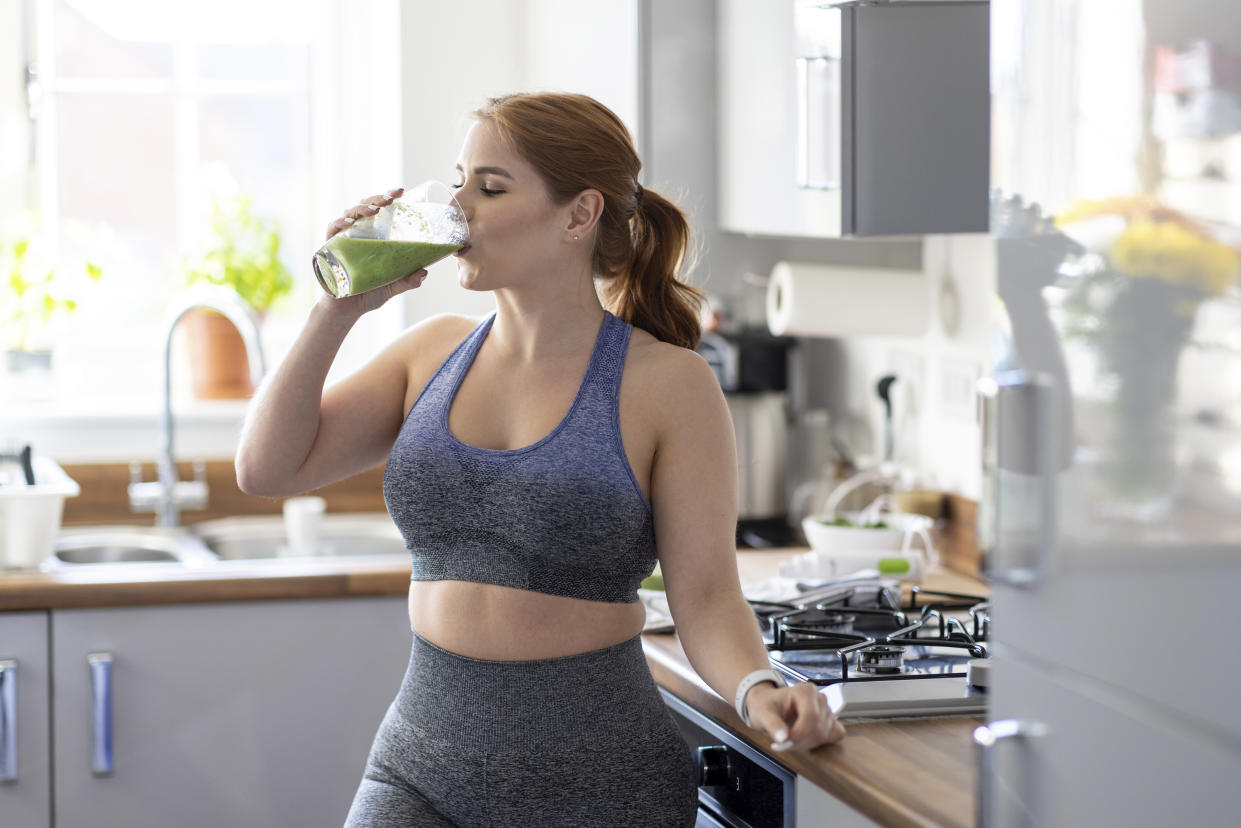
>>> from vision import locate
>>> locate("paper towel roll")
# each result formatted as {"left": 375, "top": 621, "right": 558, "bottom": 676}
{"left": 765, "top": 261, "right": 930, "bottom": 338}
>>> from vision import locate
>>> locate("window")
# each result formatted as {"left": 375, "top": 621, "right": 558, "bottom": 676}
{"left": 5, "top": 0, "right": 403, "bottom": 411}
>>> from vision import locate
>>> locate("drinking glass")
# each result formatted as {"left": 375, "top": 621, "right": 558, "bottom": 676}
{"left": 312, "top": 180, "right": 469, "bottom": 298}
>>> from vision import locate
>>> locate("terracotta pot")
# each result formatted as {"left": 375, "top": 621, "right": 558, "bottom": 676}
{"left": 183, "top": 308, "right": 259, "bottom": 400}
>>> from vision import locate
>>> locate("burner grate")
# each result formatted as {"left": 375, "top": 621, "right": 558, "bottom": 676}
{"left": 748, "top": 584, "right": 990, "bottom": 686}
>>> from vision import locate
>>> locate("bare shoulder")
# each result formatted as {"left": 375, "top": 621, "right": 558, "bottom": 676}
{"left": 387, "top": 312, "right": 483, "bottom": 365}
{"left": 625, "top": 327, "right": 723, "bottom": 416}
{"left": 382, "top": 312, "right": 486, "bottom": 408}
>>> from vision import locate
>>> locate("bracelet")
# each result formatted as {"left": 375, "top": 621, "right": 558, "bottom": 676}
{"left": 734, "top": 668, "right": 784, "bottom": 728}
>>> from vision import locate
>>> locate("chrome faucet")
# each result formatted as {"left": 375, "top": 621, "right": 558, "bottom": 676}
{"left": 128, "top": 286, "right": 267, "bottom": 527}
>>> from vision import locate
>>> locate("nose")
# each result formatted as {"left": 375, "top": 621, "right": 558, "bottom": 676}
{"left": 450, "top": 187, "right": 474, "bottom": 223}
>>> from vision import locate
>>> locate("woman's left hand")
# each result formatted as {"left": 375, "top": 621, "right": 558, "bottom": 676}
{"left": 744, "top": 681, "right": 846, "bottom": 752}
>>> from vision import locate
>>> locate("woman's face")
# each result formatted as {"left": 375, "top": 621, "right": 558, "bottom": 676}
{"left": 450, "top": 121, "right": 568, "bottom": 292}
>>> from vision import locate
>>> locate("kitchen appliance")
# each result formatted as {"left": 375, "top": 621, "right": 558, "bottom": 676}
{"left": 660, "top": 581, "right": 991, "bottom": 826}
{"left": 981, "top": 1, "right": 1241, "bottom": 824}
{"left": 698, "top": 329, "right": 797, "bottom": 547}
{"left": 750, "top": 582, "right": 989, "bottom": 719}
{"left": 662, "top": 689, "right": 795, "bottom": 828}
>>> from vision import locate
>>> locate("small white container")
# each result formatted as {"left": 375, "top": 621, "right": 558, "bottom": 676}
{"left": 283, "top": 496, "right": 327, "bottom": 556}
{"left": 0, "top": 455, "right": 81, "bottom": 570}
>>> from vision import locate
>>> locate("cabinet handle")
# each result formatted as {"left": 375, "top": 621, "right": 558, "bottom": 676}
{"left": 796, "top": 56, "right": 842, "bottom": 191}
{"left": 973, "top": 718, "right": 1048, "bottom": 827}
{"left": 88, "top": 652, "right": 114, "bottom": 776}
{"left": 1, "top": 659, "right": 16, "bottom": 782}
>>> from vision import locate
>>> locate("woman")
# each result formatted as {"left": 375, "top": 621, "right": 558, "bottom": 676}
{"left": 236, "top": 92, "right": 844, "bottom": 827}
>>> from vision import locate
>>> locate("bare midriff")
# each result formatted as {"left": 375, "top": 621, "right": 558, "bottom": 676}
{"left": 408, "top": 580, "right": 648, "bottom": 661}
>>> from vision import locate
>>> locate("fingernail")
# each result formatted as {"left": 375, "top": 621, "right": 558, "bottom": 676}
{"left": 771, "top": 740, "right": 793, "bottom": 752}
{"left": 774, "top": 729, "right": 788, "bottom": 742}
{"left": 342, "top": 217, "right": 355, "bottom": 224}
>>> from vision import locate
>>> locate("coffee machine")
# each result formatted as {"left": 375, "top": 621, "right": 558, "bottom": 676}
{"left": 697, "top": 328, "right": 797, "bottom": 547}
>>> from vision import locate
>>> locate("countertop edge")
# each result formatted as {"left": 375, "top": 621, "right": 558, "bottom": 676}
{"left": 642, "top": 633, "right": 969, "bottom": 828}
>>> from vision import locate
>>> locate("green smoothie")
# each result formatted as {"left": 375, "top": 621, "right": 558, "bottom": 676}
{"left": 315, "top": 237, "right": 463, "bottom": 297}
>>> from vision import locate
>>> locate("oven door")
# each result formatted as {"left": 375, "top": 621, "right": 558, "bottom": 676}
{"left": 660, "top": 688, "right": 795, "bottom": 828}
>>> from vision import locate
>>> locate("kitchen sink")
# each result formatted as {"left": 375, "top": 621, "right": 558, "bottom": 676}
{"left": 44, "top": 513, "right": 406, "bottom": 569}
{"left": 190, "top": 513, "right": 406, "bottom": 560}
{"left": 46, "top": 526, "right": 219, "bottom": 570}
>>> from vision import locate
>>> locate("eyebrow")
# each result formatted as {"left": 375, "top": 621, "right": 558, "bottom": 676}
{"left": 454, "top": 164, "right": 514, "bottom": 179}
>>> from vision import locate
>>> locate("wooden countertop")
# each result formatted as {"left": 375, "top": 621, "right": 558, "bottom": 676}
{"left": 643, "top": 551, "right": 985, "bottom": 828}
{"left": 0, "top": 556, "right": 412, "bottom": 610}
{"left": 0, "top": 545, "right": 984, "bottom": 827}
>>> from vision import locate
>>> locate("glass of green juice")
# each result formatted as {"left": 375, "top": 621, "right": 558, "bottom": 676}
{"left": 312, "top": 180, "right": 470, "bottom": 298}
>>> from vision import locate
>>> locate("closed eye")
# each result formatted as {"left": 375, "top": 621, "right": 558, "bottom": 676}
{"left": 448, "top": 183, "right": 505, "bottom": 196}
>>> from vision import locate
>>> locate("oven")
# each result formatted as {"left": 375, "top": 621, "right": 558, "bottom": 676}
{"left": 660, "top": 688, "right": 795, "bottom": 828}
{"left": 658, "top": 581, "right": 990, "bottom": 826}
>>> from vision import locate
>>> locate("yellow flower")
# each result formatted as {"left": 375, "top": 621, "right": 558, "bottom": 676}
{"left": 1108, "top": 218, "right": 1239, "bottom": 296}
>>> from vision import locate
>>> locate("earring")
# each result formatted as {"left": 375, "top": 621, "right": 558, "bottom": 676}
{"left": 572, "top": 235, "right": 580, "bottom": 241}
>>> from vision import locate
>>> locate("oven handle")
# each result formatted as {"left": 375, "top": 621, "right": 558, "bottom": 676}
{"left": 973, "top": 718, "right": 1048, "bottom": 827}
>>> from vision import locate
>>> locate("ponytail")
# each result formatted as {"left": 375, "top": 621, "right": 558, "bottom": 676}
{"left": 600, "top": 187, "right": 704, "bottom": 350}
{"left": 473, "top": 93, "right": 706, "bottom": 349}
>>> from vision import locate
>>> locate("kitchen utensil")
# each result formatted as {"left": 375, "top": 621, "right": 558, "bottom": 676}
{"left": 0, "top": 444, "right": 35, "bottom": 485}
{"left": 312, "top": 180, "right": 469, "bottom": 298}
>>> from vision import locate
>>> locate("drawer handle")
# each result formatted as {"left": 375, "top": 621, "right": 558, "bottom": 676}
{"left": 1, "top": 659, "right": 16, "bottom": 781}
{"left": 973, "top": 718, "right": 1048, "bottom": 827}
{"left": 89, "top": 652, "right": 114, "bottom": 776}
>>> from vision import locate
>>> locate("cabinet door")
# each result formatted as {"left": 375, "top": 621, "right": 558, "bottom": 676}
{"left": 51, "top": 597, "right": 410, "bottom": 828}
{"left": 717, "top": 0, "right": 841, "bottom": 237}
{"left": 0, "top": 611, "right": 51, "bottom": 828}
{"left": 984, "top": 651, "right": 1241, "bottom": 827}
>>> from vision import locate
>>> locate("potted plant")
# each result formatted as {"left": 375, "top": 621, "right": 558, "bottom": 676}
{"left": 1, "top": 215, "right": 103, "bottom": 375}
{"left": 179, "top": 189, "right": 293, "bottom": 399}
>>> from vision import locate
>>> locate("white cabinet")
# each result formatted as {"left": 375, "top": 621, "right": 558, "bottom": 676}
{"left": 2, "top": 596, "right": 411, "bottom": 828}
{"left": 0, "top": 612, "right": 52, "bottom": 828}
{"left": 716, "top": 0, "right": 990, "bottom": 238}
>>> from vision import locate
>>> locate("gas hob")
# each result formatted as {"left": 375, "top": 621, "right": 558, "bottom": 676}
{"left": 750, "top": 584, "right": 990, "bottom": 719}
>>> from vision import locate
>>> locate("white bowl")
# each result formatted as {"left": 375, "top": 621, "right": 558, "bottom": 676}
{"left": 801, "top": 511, "right": 934, "bottom": 558}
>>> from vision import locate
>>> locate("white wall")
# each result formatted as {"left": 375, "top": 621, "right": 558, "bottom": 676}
{"left": 396, "top": 0, "right": 639, "bottom": 328}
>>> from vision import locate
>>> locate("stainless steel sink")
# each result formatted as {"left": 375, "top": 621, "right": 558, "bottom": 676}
{"left": 190, "top": 513, "right": 406, "bottom": 560}
{"left": 46, "top": 526, "right": 219, "bottom": 570}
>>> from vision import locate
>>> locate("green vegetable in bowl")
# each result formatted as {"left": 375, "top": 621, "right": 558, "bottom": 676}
{"left": 819, "top": 516, "right": 890, "bottom": 530}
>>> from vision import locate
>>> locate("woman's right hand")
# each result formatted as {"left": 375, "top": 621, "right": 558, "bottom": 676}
{"left": 320, "top": 187, "right": 429, "bottom": 316}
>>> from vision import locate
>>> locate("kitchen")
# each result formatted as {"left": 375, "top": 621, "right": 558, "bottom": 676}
{"left": 2, "top": 0, "right": 1240, "bottom": 826}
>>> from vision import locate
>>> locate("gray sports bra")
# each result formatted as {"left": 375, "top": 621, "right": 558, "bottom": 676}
{"left": 383, "top": 311, "right": 657, "bottom": 603}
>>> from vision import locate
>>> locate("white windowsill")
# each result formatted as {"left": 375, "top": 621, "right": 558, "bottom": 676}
{"left": 2, "top": 397, "right": 250, "bottom": 464}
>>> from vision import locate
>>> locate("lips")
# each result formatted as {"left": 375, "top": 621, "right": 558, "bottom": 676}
{"left": 454, "top": 244, "right": 472, "bottom": 257}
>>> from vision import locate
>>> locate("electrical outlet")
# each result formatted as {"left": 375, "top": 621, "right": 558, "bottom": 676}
{"left": 941, "top": 356, "right": 981, "bottom": 421}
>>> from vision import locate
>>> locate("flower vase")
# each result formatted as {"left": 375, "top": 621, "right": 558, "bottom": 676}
{"left": 1096, "top": 279, "right": 1193, "bottom": 522}
{"left": 183, "top": 308, "right": 257, "bottom": 400}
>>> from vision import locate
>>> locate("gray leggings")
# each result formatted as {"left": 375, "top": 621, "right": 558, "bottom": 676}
{"left": 343, "top": 630, "right": 698, "bottom": 827}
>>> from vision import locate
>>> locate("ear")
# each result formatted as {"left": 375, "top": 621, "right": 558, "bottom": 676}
{"left": 564, "top": 189, "right": 605, "bottom": 239}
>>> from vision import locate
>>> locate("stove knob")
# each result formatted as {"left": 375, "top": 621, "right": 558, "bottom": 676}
{"left": 967, "top": 657, "right": 991, "bottom": 689}
{"left": 696, "top": 745, "right": 731, "bottom": 787}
